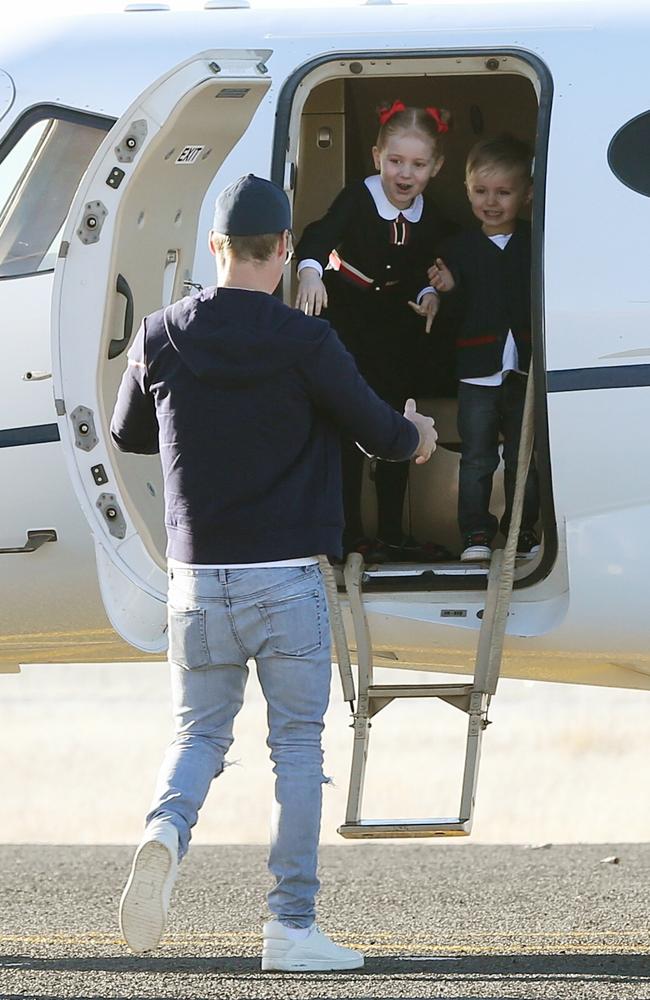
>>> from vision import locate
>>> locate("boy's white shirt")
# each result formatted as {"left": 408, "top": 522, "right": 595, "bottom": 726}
{"left": 297, "top": 175, "right": 434, "bottom": 303}
{"left": 460, "top": 232, "right": 524, "bottom": 387}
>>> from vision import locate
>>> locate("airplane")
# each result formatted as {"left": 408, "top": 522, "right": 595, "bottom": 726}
{"left": 1, "top": 1, "right": 649, "bottom": 764}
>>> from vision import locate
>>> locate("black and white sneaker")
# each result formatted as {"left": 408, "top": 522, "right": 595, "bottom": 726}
{"left": 460, "top": 531, "right": 492, "bottom": 562}
{"left": 517, "top": 529, "right": 541, "bottom": 557}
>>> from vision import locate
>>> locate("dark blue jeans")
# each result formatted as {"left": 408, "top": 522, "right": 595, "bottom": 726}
{"left": 457, "top": 373, "right": 539, "bottom": 541}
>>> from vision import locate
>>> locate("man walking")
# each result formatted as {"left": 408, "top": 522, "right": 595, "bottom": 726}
{"left": 110, "top": 174, "right": 436, "bottom": 971}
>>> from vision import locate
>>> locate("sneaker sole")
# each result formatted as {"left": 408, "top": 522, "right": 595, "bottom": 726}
{"left": 261, "top": 951, "right": 364, "bottom": 972}
{"left": 517, "top": 545, "right": 541, "bottom": 559}
{"left": 460, "top": 546, "right": 491, "bottom": 562}
{"left": 119, "top": 840, "right": 172, "bottom": 953}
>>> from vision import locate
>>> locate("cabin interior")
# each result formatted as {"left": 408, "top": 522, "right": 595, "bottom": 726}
{"left": 289, "top": 67, "right": 540, "bottom": 581}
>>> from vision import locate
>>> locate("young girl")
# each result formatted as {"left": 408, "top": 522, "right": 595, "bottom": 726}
{"left": 295, "top": 100, "right": 452, "bottom": 562}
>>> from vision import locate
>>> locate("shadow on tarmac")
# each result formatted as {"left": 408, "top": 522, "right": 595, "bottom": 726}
{"left": 1, "top": 951, "right": 650, "bottom": 987}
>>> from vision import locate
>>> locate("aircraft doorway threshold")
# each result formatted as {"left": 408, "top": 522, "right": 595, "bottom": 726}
{"left": 272, "top": 48, "right": 557, "bottom": 606}
{"left": 52, "top": 50, "right": 272, "bottom": 652}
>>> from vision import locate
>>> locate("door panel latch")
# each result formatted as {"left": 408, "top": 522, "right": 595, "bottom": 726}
{"left": 0, "top": 529, "right": 58, "bottom": 554}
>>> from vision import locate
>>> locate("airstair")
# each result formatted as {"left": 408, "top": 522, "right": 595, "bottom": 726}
{"left": 325, "top": 368, "right": 536, "bottom": 839}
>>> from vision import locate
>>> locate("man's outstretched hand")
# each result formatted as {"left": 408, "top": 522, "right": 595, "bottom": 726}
{"left": 403, "top": 398, "right": 437, "bottom": 464}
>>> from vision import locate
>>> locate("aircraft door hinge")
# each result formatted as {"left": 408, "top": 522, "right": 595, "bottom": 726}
{"left": 76, "top": 201, "right": 108, "bottom": 246}
{"left": 70, "top": 405, "right": 98, "bottom": 452}
{"left": 114, "top": 120, "right": 148, "bottom": 163}
{"left": 96, "top": 493, "right": 127, "bottom": 539}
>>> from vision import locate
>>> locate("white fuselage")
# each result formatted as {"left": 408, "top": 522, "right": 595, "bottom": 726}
{"left": 1, "top": 2, "right": 649, "bottom": 689}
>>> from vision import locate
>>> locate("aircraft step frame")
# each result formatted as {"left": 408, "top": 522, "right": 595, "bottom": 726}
{"left": 337, "top": 369, "right": 535, "bottom": 840}
{"left": 336, "top": 551, "right": 496, "bottom": 839}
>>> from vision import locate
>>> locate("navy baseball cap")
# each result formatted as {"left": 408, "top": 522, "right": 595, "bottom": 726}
{"left": 212, "top": 174, "right": 291, "bottom": 236}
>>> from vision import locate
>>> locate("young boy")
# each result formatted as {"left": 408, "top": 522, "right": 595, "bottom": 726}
{"left": 428, "top": 134, "right": 540, "bottom": 561}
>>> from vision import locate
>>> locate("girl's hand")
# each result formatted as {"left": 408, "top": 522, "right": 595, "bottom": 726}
{"left": 295, "top": 267, "right": 328, "bottom": 316}
{"left": 427, "top": 257, "right": 455, "bottom": 292}
{"left": 408, "top": 292, "right": 440, "bottom": 334}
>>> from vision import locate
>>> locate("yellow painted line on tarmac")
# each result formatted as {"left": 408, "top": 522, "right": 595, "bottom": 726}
{"left": 0, "top": 934, "right": 123, "bottom": 946}
{"left": 0, "top": 932, "right": 260, "bottom": 946}
{"left": 343, "top": 930, "right": 649, "bottom": 939}
{"left": 1, "top": 930, "right": 649, "bottom": 957}
{"left": 1, "top": 930, "right": 648, "bottom": 941}
{"left": 344, "top": 943, "right": 650, "bottom": 956}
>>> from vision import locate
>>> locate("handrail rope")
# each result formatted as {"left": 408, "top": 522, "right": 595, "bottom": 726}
{"left": 476, "top": 364, "right": 536, "bottom": 696}
{"left": 318, "top": 554, "right": 356, "bottom": 709}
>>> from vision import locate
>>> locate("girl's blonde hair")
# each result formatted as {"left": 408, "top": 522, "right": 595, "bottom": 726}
{"left": 375, "top": 101, "right": 452, "bottom": 154}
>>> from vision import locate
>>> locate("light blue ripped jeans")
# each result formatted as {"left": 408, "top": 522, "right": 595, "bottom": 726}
{"left": 146, "top": 563, "right": 332, "bottom": 928}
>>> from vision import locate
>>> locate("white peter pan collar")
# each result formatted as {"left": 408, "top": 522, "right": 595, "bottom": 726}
{"left": 364, "top": 174, "right": 424, "bottom": 222}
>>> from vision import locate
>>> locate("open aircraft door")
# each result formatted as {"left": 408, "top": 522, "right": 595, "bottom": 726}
{"left": 51, "top": 51, "right": 272, "bottom": 653}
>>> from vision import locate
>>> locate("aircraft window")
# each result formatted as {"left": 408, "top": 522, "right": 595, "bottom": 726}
{"left": 608, "top": 111, "right": 650, "bottom": 197}
{"left": 0, "top": 116, "right": 107, "bottom": 278}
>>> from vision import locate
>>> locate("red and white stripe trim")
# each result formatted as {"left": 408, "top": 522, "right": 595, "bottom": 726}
{"left": 329, "top": 250, "right": 374, "bottom": 288}
{"left": 390, "top": 215, "right": 409, "bottom": 247}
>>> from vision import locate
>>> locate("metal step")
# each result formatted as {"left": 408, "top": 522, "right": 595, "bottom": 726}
{"left": 367, "top": 683, "right": 473, "bottom": 698}
{"left": 336, "top": 552, "right": 498, "bottom": 840}
{"left": 366, "top": 683, "right": 474, "bottom": 717}
{"left": 338, "top": 818, "right": 471, "bottom": 839}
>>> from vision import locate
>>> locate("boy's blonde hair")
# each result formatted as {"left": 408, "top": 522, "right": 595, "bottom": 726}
{"left": 466, "top": 134, "right": 533, "bottom": 181}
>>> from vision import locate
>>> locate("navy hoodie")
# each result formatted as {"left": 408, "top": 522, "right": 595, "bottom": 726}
{"left": 110, "top": 287, "right": 418, "bottom": 562}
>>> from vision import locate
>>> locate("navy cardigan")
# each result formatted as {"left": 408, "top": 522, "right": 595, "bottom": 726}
{"left": 440, "top": 220, "right": 532, "bottom": 379}
{"left": 110, "top": 286, "right": 418, "bottom": 562}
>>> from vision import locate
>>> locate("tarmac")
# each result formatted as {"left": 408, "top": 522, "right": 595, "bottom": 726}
{"left": 1, "top": 843, "right": 649, "bottom": 999}
{"left": 1, "top": 664, "right": 649, "bottom": 997}
{"left": 3, "top": 662, "right": 650, "bottom": 846}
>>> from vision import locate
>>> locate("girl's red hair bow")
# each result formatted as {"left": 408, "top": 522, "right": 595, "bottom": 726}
{"left": 378, "top": 100, "right": 406, "bottom": 125}
{"left": 426, "top": 107, "right": 449, "bottom": 134}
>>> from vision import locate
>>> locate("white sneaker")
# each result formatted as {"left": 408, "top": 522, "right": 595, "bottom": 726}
{"left": 262, "top": 919, "right": 364, "bottom": 972}
{"left": 119, "top": 819, "right": 179, "bottom": 954}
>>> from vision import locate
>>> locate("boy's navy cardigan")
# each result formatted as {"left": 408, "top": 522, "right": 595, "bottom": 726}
{"left": 441, "top": 219, "right": 532, "bottom": 379}
{"left": 110, "top": 286, "right": 418, "bottom": 563}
